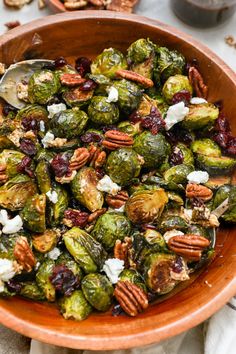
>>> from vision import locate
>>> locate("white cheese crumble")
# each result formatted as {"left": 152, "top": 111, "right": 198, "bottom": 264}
{"left": 16, "top": 82, "right": 29, "bottom": 102}
{"left": 47, "top": 103, "right": 67, "bottom": 119}
{"left": 35, "top": 71, "right": 53, "bottom": 85}
{"left": 102, "top": 258, "right": 124, "bottom": 284}
{"left": 190, "top": 97, "right": 207, "bottom": 105}
{"left": 163, "top": 230, "right": 184, "bottom": 243}
{"left": 106, "top": 86, "right": 119, "bottom": 103}
{"left": 39, "top": 120, "right": 45, "bottom": 132}
{"left": 0, "top": 209, "right": 23, "bottom": 234}
{"left": 0, "top": 281, "right": 5, "bottom": 293}
{"left": 165, "top": 102, "right": 189, "bottom": 131}
{"left": 187, "top": 170, "right": 209, "bottom": 184}
{"left": 41, "top": 131, "right": 55, "bottom": 148}
{"left": 114, "top": 205, "right": 125, "bottom": 213}
{"left": 0, "top": 259, "right": 16, "bottom": 282}
{"left": 47, "top": 247, "right": 61, "bottom": 260}
{"left": 97, "top": 175, "right": 121, "bottom": 196}
{"left": 46, "top": 190, "right": 58, "bottom": 204}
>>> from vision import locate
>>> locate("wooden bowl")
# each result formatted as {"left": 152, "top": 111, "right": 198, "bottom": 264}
{"left": 46, "top": 0, "right": 66, "bottom": 13}
{"left": 0, "top": 11, "right": 236, "bottom": 350}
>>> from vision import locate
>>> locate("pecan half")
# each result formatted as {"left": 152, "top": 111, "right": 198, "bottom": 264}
{"left": 107, "top": 0, "right": 138, "bottom": 12}
{"left": 4, "top": 0, "right": 31, "bottom": 9}
{"left": 69, "top": 147, "right": 90, "bottom": 171}
{"left": 188, "top": 66, "right": 208, "bottom": 99}
{"left": 114, "top": 237, "right": 132, "bottom": 267}
{"left": 114, "top": 281, "right": 148, "bottom": 316}
{"left": 87, "top": 208, "right": 107, "bottom": 223}
{"left": 88, "top": 0, "right": 103, "bottom": 5}
{"left": 64, "top": 0, "right": 88, "bottom": 9}
{"left": 116, "top": 69, "right": 154, "bottom": 88}
{"left": 13, "top": 236, "right": 36, "bottom": 272}
{"left": 60, "top": 73, "right": 86, "bottom": 87}
{"left": 168, "top": 234, "right": 210, "bottom": 262}
{"left": 186, "top": 183, "right": 213, "bottom": 201}
{"left": 0, "top": 164, "right": 8, "bottom": 184}
{"left": 106, "top": 190, "right": 129, "bottom": 209}
{"left": 88, "top": 144, "right": 106, "bottom": 168}
{"left": 102, "top": 130, "right": 133, "bottom": 150}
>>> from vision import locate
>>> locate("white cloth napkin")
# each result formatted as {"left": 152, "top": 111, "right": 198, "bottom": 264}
{"left": 29, "top": 297, "right": 236, "bottom": 354}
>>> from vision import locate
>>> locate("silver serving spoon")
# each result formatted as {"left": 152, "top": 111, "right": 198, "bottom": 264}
{"left": 0, "top": 59, "right": 54, "bottom": 109}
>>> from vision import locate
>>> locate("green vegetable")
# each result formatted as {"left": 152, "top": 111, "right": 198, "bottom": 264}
{"left": 183, "top": 103, "right": 219, "bottom": 130}
{"left": 91, "top": 48, "right": 127, "bottom": 78}
{"left": 50, "top": 109, "right": 88, "bottom": 139}
{"left": 21, "top": 194, "right": 46, "bottom": 233}
{"left": 36, "top": 259, "right": 55, "bottom": 302}
{"left": 191, "top": 139, "right": 221, "bottom": 157}
{"left": 88, "top": 96, "right": 119, "bottom": 125}
{"left": 164, "top": 164, "right": 194, "bottom": 184}
{"left": 28, "top": 70, "right": 60, "bottom": 105}
{"left": 59, "top": 290, "right": 92, "bottom": 321}
{"left": 162, "top": 75, "right": 192, "bottom": 103}
{"left": 196, "top": 155, "right": 236, "bottom": 176}
{"left": 113, "top": 79, "right": 143, "bottom": 114}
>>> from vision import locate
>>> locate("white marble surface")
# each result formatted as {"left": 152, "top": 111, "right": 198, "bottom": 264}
{"left": 0, "top": 0, "right": 236, "bottom": 71}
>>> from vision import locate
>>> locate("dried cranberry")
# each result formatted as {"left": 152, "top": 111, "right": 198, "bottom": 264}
{"left": 80, "top": 131, "right": 103, "bottom": 144}
{"left": 79, "top": 79, "right": 97, "bottom": 91}
{"left": 20, "top": 138, "right": 37, "bottom": 156}
{"left": 17, "top": 156, "right": 34, "bottom": 178}
{"left": 227, "top": 137, "right": 236, "bottom": 155}
{"left": 95, "top": 168, "right": 105, "bottom": 179}
{"left": 147, "top": 292, "right": 158, "bottom": 302}
{"left": 172, "top": 257, "right": 183, "bottom": 274}
{"left": 6, "top": 280, "right": 22, "bottom": 294}
{"left": 213, "top": 132, "right": 229, "bottom": 149}
{"left": 21, "top": 118, "right": 39, "bottom": 132}
{"left": 172, "top": 90, "right": 191, "bottom": 106}
{"left": 214, "top": 113, "right": 230, "bottom": 133}
{"left": 129, "top": 110, "right": 142, "bottom": 124}
{"left": 50, "top": 153, "right": 69, "bottom": 177}
{"left": 140, "top": 106, "right": 166, "bottom": 135}
{"left": 165, "top": 124, "right": 193, "bottom": 146}
{"left": 169, "top": 146, "right": 184, "bottom": 166}
{"left": 2, "top": 104, "right": 17, "bottom": 116}
{"left": 50, "top": 265, "right": 80, "bottom": 297}
{"left": 54, "top": 56, "right": 68, "bottom": 69}
{"left": 64, "top": 209, "right": 89, "bottom": 228}
{"left": 75, "top": 57, "right": 91, "bottom": 77}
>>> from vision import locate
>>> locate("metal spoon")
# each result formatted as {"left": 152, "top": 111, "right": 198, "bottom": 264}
{"left": 0, "top": 59, "right": 54, "bottom": 109}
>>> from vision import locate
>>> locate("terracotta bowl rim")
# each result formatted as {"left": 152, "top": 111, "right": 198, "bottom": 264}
{"left": 0, "top": 10, "right": 236, "bottom": 350}
{"left": 46, "top": 0, "right": 66, "bottom": 12}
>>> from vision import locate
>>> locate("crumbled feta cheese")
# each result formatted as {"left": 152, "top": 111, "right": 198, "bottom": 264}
{"left": 8, "top": 128, "right": 24, "bottom": 147}
{"left": 163, "top": 230, "right": 184, "bottom": 243}
{"left": 41, "top": 132, "right": 55, "bottom": 148}
{"left": 171, "top": 258, "right": 189, "bottom": 281}
{"left": 102, "top": 258, "right": 124, "bottom": 284}
{"left": 46, "top": 190, "right": 58, "bottom": 204}
{"left": 47, "top": 103, "right": 67, "bottom": 119}
{"left": 47, "top": 247, "right": 61, "bottom": 260}
{"left": 0, "top": 243, "right": 7, "bottom": 253}
{"left": 187, "top": 170, "right": 209, "bottom": 184}
{"left": 0, "top": 210, "right": 23, "bottom": 234}
{"left": 114, "top": 205, "right": 125, "bottom": 213}
{"left": 35, "top": 71, "right": 53, "bottom": 85}
{"left": 97, "top": 175, "right": 121, "bottom": 196}
{"left": 165, "top": 102, "right": 189, "bottom": 131}
{"left": 16, "top": 82, "right": 29, "bottom": 102}
{"left": 39, "top": 120, "right": 45, "bottom": 132}
{"left": 190, "top": 97, "right": 207, "bottom": 105}
{"left": 106, "top": 86, "right": 119, "bottom": 103}
{"left": 0, "top": 259, "right": 16, "bottom": 281}
{"left": 182, "top": 208, "right": 193, "bottom": 222}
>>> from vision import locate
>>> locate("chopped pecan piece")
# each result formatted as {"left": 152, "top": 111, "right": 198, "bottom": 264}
{"left": 0, "top": 63, "right": 6, "bottom": 76}
{"left": 87, "top": 208, "right": 107, "bottom": 223}
{"left": 88, "top": 144, "right": 106, "bottom": 168}
{"left": 188, "top": 66, "right": 208, "bottom": 99}
{"left": 60, "top": 73, "right": 86, "bottom": 87}
{"left": 168, "top": 234, "right": 210, "bottom": 262}
{"left": 102, "top": 130, "right": 133, "bottom": 150}
{"left": 69, "top": 147, "right": 90, "bottom": 171}
{"left": 4, "top": 0, "right": 31, "bottom": 9}
{"left": 106, "top": 190, "right": 129, "bottom": 209}
{"left": 116, "top": 69, "right": 154, "bottom": 88}
{"left": 114, "top": 281, "right": 148, "bottom": 316}
{"left": 107, "top": 0, "right": 138, "bottom": 12}
{"left": 186, "top": 183, "right": 213, "bottom": 201}
{"left": 0, "top": 164, "right": 8, "bottom": 184}
{"left": 88, "top": 0, "right": 104, "bottom": 5}
{"left": 13, "top": 236, "right": 36, "bottom": 272}
{"left": 64, "top": 0, "right": 88, "bottom": 9}
{"left": 114, "top": 237, "right": 132, "bottom": 267}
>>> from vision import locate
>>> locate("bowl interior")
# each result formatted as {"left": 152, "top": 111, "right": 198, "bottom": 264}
{"left": 0, "top": 11, "right": 236, "bottom": 350}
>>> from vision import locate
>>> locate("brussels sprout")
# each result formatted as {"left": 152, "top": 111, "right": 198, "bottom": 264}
{"left": 117, "top": 121, "right": 141, "bottom": 136}
{"left": 213, "top": 185, "right": 236, "bottom": 223}
{"left": 91, "top": 48, "right": 127, "bottom": 78}
{"left": 136, "top": 94, "right": 157, "bottom": 117}
{"left": 48, "top": 183, "right": 69, "bottom": 226}
{"left": 63, "top": 88, "right": 94, "bottom": 108}
{"left": 145, "top": 174, "right": 185, "bottom": 193}
{"left": 20, "top": 281, "right": 45, "bottom": 301}
{"left": 88, "top": 74, "right": 111, "bottom": 85}
{"left": 88, "top": 96, "right": 119, "bottom": 125}
{"left": 164, "top": 164, "right": 194, "bottom": 184}
{"left": 125, "top": 189, "right": 168, "bottom": 224}
{"left": 21, "top": 194, "right": 46, "bottom": 233}
{"left": 156, "top": 47, "right": 186, "bottom": 82}
{"left": 143, "top": 229, "right": 166, "bottom": 250}
{"left": 91, "top": 212, "right": 131, "bottom": 250}
{"left": 205, "top": 176, "right": 231, "bottom": 190}
{"left": 36, "top": 259, "right": 55, "bottom": 302}
{"left": 0, "top": 175, "right": 37, "bottom": 211}
{"left": 0, "top": 233, "right": 21, "bottom": 259}
{"left": 113, "top": 79, "right": 143, "bottom": 114}
{"left": 176, "top": 143, "right": 194, "bottom": 165}
{"left": 59, "top": 290, "right": 92, "bottom": 321}
{"left": 167, "top": 191, "right": 184, "bottom": 208}
{"left": 159, "top": 216, "right": 188, "bottom": 233}
{"left": 63, "top": 227, "right": 107, "bottom": 273}
{"left": 81, "top": 273, "right": 113, "bottom": 311}
{"left": 35, "top": 160, "right": 51, "bottom": 194}
{"left": 133, "top": 131, "right": 171, "bottom": 168}
{"left": 50, "top": 109, "right": 88, "bottom": 139}
{"left": 162, "top": 75, "right": 192, "bottom": 104}
{"left": 196, "top": 155, "right": 236, "bottom": 176}
{"left": 0, "top": 150, "right": 25, "bottom": 179}
{"left": 105, "top": 148, "right": 142, "bottom": 186}
{"left": 119, "top": 269, "right": 146, "bottom": 292}
{"left": 183, "top": 103, "right": 219, "bottom": 130}
{"left": 127, "top": 39, "right": 155, "bottom": 64}
{"left": 143, "top": 253, "right": 177, "bottom": 294}
{"left": 56, "top": 252, "right": 83, "bottom": 279}
{"left": 187, "top": 224, "right": 208, "bottom": 238}
{"left": 0, "top": 136, "right": 15, "bottom": 151}
{"left": 32, "top": 229, "right": 57, "bottom": 253}
{"left": 35, "top": 148, "right": 55, "bottom": 163}
{"left": 71, "top": 167, "right": 104, "bottom": 212}
{"left": 16, "top": 104, "right": 48, "bottom": 123}
{"left": 191, "top": 139, "right": 221, "bottom": 157}
{"left": 28, "top": 70, "right": 60, "bottom": 105}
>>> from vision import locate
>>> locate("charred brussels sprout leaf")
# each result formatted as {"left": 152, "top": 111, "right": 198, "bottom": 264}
{"left": 159, "top": 216, "right": 188, "bottom": 233}
{"left": 36, "top": 259, "right": 55, "bottom": 301}
{"left": 28, "top": 70, "right": 60, "bottom": 105}
{"left": 162, "top": 75, "right": 192, "bottom": 104}
{"left": 183, "top": 103, "right": 219, "bottom": 130}
{"left": 50, "top": 109, "right": 88, "bottom": 139}
{"left": 59, "top": 290, "right": 92, "bottom": 321}
{"left": 21, "top": 194, "right": 46, "bottom": 233}
{"left": 20, "top": 281, "right": 45, "bottom": 301}
{"left": 164, "top": 164, "right": 194, "bottom": 185}
{"left": 48, "top": 184, "right": 69, "bottom": 226}
{"left": 32, "top": 229, "right": 57, "bottom": 253}
{"left": 88, "top": 96, "right": 119, "bottom": 125}
{"left": 91, "top": 212, "right": 131, "bottom": 250}
{"left": 81, "top": 273, "right": 113, "bottom": 311}
{"left": 113, "top": 79, "right": 143, "bottom": 114}
{"left": 0, "top": 150, "right": 25, "bottom": 179}
{"left": 213, "top": 185, "right": 236, "bottom": 223}
{"left": 35, "top": 160, "right": 51, "bottom": 194}
{"left": 196, "top": 155, "right": 236, "bottom": 176}
{"left": 91, "top": 48, "right": 127, "bottom": 78}
{"left": 16, "top": 104, "right": 48, "bottom": 123}
{"left": 117, "top": 121, "right": 141, "bottom": 136}
{"left": 133, "top": 131, "right": 171, "bottom": 168}
{"left": 105, "top": 148, "right": 142, "bottom": 186}
{"left": 71, "top": 167, "right": 104, "bottom": 212}
{"left": 191, "top": 139, "right": 221, "bottom": 157}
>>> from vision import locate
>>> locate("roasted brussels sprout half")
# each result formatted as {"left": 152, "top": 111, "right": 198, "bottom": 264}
{"left": 56, "top": 252, "right": 83, "bottom": 279}
{"left": 117, "top": 121, "right": 141, "bottom": 136}
{"left": 164, "top": 164, "right": 194, "bottom": 185}
{"left": 176, "top": 143, "right": 194, "bottom": 166}
{"left": 28, "top": 70, "right": 60, "bottom": 105}
{"left": 0, "top": 136, "right": 15, "bottom": 151}
{"left": 0, "top": 150, "right": 25, "bottom": 179}
{"left": 88, "top": 96, "right": 119, "bottom": 125}
{"left": 91, "top": 212, "right": 131, "bottom": 250}
{"left": 20, "top": 281, "right": 45, "bottom": 301}
{"left": 133, "top": 131, "right": 171, "bottom": 169}
{"left": 125, "top": 189, "right": 168, "bottom": 224}
{"left": 119, "top": 269, "right": 146, "bottom": 292}
{"left": 0, "top": 175, "right": 37, "bottom": 211}
{"left": 113, "top": 79, "right": 143, "bottom": 114}
{"left": 48, "top": 183, "right": 69, "bottom": 226}
{"left": 35, "top": 160, "right": 51, "bottom": 194}
{"left": 213, "top": 185, "right": 236, "bottom": 223}
{"left": 105, "top": 148, "right": 142, "bottom": 186}
{"left": 0, "top": 233, "right": 21, "bottom": 259}
{"left": 196, "top": 155, "right": 236, "bottom": 176}
{"left": 35, "top": 148, "right": 55, "bottom": 163}
{"left": 91, "top": 48, "right": 127, "bottom": 78}
{"left": 21, "top": 194, "right": 46, "bottom": 233}
{"left": 183, "top": 103, "right": 219, "bottom": 130}
{"left": 50, "top": 109, "right": 88, "bottom": 139}
{"left": 159, "top": 215, "right": 188, "bottom": 233}
{"left": 187, "top": 224, "right": 209, "bottom": 238}
{"left": 16, "top": 104, "right": 48, "bottom": 123}
{"left": 156, "top": 47, "right": 186, "bottom": 82}
{"left": 63, "top": 88, "right": 94, "bottom": 108}
{"left": 36, "top": 259, "right": 55, "bottom": 302}
{"left": 32, "top": 229, "right": 57, "bottom": 253}
{"left": 81, "top": 273, "right": 113, "bottom": 311}
{"left": 71, "top": 167, "right": 104, "bottom": 212}
{"left": 162, "top": 75, "right": 192, "bottom": 103}
{"left": 59, "top": 290, "right": 92, "bottom": 321}
{"left": 63, "top": 227, "right": 107, "bottom": 273}
{"left": 191, "top": 139, "right": 221, "bottom": 157}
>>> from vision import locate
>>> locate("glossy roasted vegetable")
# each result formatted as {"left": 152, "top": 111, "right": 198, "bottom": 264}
{"left": 176, "top": 143, "right": 194, "bottom": 166}
{"left": 36, "top": 259, "right": 55, "bottom": 302}
{"left": 91, "top": 48, "right": 127, "bottom": 78}
{"left": 59, "top": 290, "right": 92, "bottom": 321}
{"left": 32, "top": 229, "right": 57, "bottom": 253}
{"left": 91, "top": 212, "right": 131, "bottom": 250}
{"left": 183, "top": 103, "right": 219, "bottom": 130}
{"left": 21, "top": 194, "right": 46, "bottom": 233}
{"left": 0, "top": 150, "right": 25, "bottom": 179}
{"left": 113, "top": 79, "right": 143, "bottom": 114}
{"left": 48, "top": 183, "right": 69, "bottom": 226}
{"left": 81, "top": 273, "right": 113, "bottom": 311}
{"left": 16, "top": 104, "right": 48, "bottom": 123}
{"left": 162, "top": 75, "right": 192, "bottom": 103}
{"left": 156, "top": 47, "right": 186, "bottom": 82}
{"left": 56, "top": 252, "right": 83, "bottom": 279}
{"left": 196, "top": 155, "right": 236, "bottom": 175}
{"left": 119, "top": 268, "right": 146, "bottom": 292}
{"left": 63, "top": 88, "right": 94, "bottom": 108}
{"left": 164, "top": 164, "right": 194, "bottom": 185}
{"left": 28, "top": 70, "right": 60, "bottom": 105}
{"left": 191, "top": 139, "right": 221, "bottom": 157}
{"left": 20, "top": 281, "right": 45, "bottom": 301}
{"left": 213, "top": 185, "right": 236, "bottom": 223}
{"left": 50, "top": 109, "right": 88, "bottom": 139}
{"left": 159, "top": 215, "right": 188, "bottom": 233}
{"left": 117, "top": 121, "right": 141, "bottom": 136}
{"left": 88, "top": 96, "right": 119, "bottom": 125}
{"left": 35, "top": 160, "right": 51, "bottom": 194}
